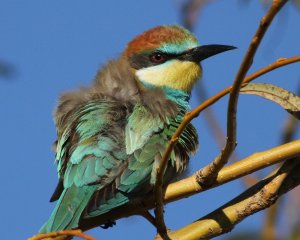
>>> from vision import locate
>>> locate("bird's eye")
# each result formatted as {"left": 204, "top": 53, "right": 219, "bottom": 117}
{"left": 149, "top": 52, "right": 167, "bottom": 63}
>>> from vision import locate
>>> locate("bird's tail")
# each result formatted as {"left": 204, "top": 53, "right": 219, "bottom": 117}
{"left": 39, "top": 185, "right": 97, "bottom": 233}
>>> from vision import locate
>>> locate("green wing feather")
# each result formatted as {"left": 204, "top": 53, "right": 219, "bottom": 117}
{"left": 41, "top": 95, "right": 198, "bottom": 232}
{"left": 40, "top": 185, "right": 97, "bottom": 232}
{"left": 41, "top": 100, "right": 129, "bottom": 232}
{"left": 125, "top": 103, "right": 164, "bottom": 154}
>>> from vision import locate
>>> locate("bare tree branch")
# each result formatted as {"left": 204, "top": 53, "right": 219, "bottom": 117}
{"left": 197, "top": 0, "right": 289, "bottom": 186}
{"left": 152, "top": 54, "right": 298, "bottom": 239}
{"left": 156, "top": 158, "right": 300, "bottom": 240}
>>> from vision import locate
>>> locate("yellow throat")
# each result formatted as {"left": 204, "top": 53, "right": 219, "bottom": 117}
{"left": 135, "top": 59, "right": 202, "bottom": 92}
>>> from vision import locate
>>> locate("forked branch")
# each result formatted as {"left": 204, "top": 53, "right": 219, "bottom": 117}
{"left": 156, "top": 159, "right": 300, "bottom": 240}
{"left": 197, "top": 0, "right": 289, "bottom": 186}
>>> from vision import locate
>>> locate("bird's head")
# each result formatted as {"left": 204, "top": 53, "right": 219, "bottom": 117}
{"left": 123, "top": 25, "right": 235, "bottom": 93}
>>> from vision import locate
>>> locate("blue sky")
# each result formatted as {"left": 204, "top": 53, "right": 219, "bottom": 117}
{"left": 0, "top": 1, "right": 299, "bottom": 239}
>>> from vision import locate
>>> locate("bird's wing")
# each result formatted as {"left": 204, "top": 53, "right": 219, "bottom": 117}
{"left": 44, "top": 99, "right": 169, "bottom": 229}
{"left": 55, "top": 100, "right": 128, "bottom": 189}
{"left": 86, "top": 103, "right": 169, "bottom": 217}
{"left": 41, "top": 99, "right": 129, "bottom": 232}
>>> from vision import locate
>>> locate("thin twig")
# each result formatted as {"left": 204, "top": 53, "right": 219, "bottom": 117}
{"left": 182, "top": 0, "right": 252, "bottom": 187}
{"left": 199, "top": 55, "right": 300, "bottom": 113}
{"left": 29, "top": 229, "right": 96, "bottom": 240}
{"left": 197, "top": 81, "right": 258, "bottom": 188}
{"left": 197, "top": 0, "right": 289, "bottom": 186}
{"left": 153, "top": 138, "right": 177, "bottom": 239}
{"left": 153, "top": 54, "right": 300, "bottom": 238}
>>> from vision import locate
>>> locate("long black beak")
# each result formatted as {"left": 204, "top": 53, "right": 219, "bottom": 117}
{"left": 178, "top": 44, "right": 236, "bottom": 62}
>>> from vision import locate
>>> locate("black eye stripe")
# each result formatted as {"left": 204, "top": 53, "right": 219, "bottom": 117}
{"left": 129, "top": 51, "right": 181, "bottom": 70}
{"left": 152, "top": 51, "right": 180, "bottom": 59}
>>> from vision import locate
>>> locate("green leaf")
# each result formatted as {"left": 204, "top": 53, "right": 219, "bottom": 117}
{"left": 240, "top": 83, "right": 300, "bottom": 119}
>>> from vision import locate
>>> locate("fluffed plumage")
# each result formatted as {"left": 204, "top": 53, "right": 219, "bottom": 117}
{"left": 40, "top": 25, "right": 235, "bottom": 233}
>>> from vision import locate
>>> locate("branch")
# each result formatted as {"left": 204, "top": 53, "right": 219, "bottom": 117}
{"left": 165, "top": 139, "right": 300, "bottom": 202}
{"left": 151, "top": 1, "right": 216, "bottom": 237}
{"left": 157, "top": 158, "right": 300, "bottom": 240}
{"left": 79, "top": 139, "right": 300, "bottom": 232}
{"left": 197, "top": 0, "right": 289, "bottom": 186}
{"left": 197, "top": 55, "right": 300, "bottom": 114}
{"left": 152, "top": 55, "right": 300, "bottom": 237}
{"left": 153, "top": 138, "right": 177, "bottom": 239}
{"left": 152, "top": 55, "right": 299, "bottom": 239}
{"left": 182, "top": 0, "right": 251, "bottom": 188}
{"left": 29, "top": 229, "right": 96, "bottom": 240}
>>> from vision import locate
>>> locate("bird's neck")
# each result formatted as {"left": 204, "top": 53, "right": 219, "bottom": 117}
{"left": 141, "top": 81, "right": 191, "bottom": 111}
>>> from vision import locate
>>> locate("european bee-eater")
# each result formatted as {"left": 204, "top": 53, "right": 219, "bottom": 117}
{"left": 40, "top": 25, "right": 235, "bottom": 233}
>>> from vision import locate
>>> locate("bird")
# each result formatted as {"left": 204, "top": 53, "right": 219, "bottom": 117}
{"left": 40, "top": 25, "right": 235, "bottom": 233}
